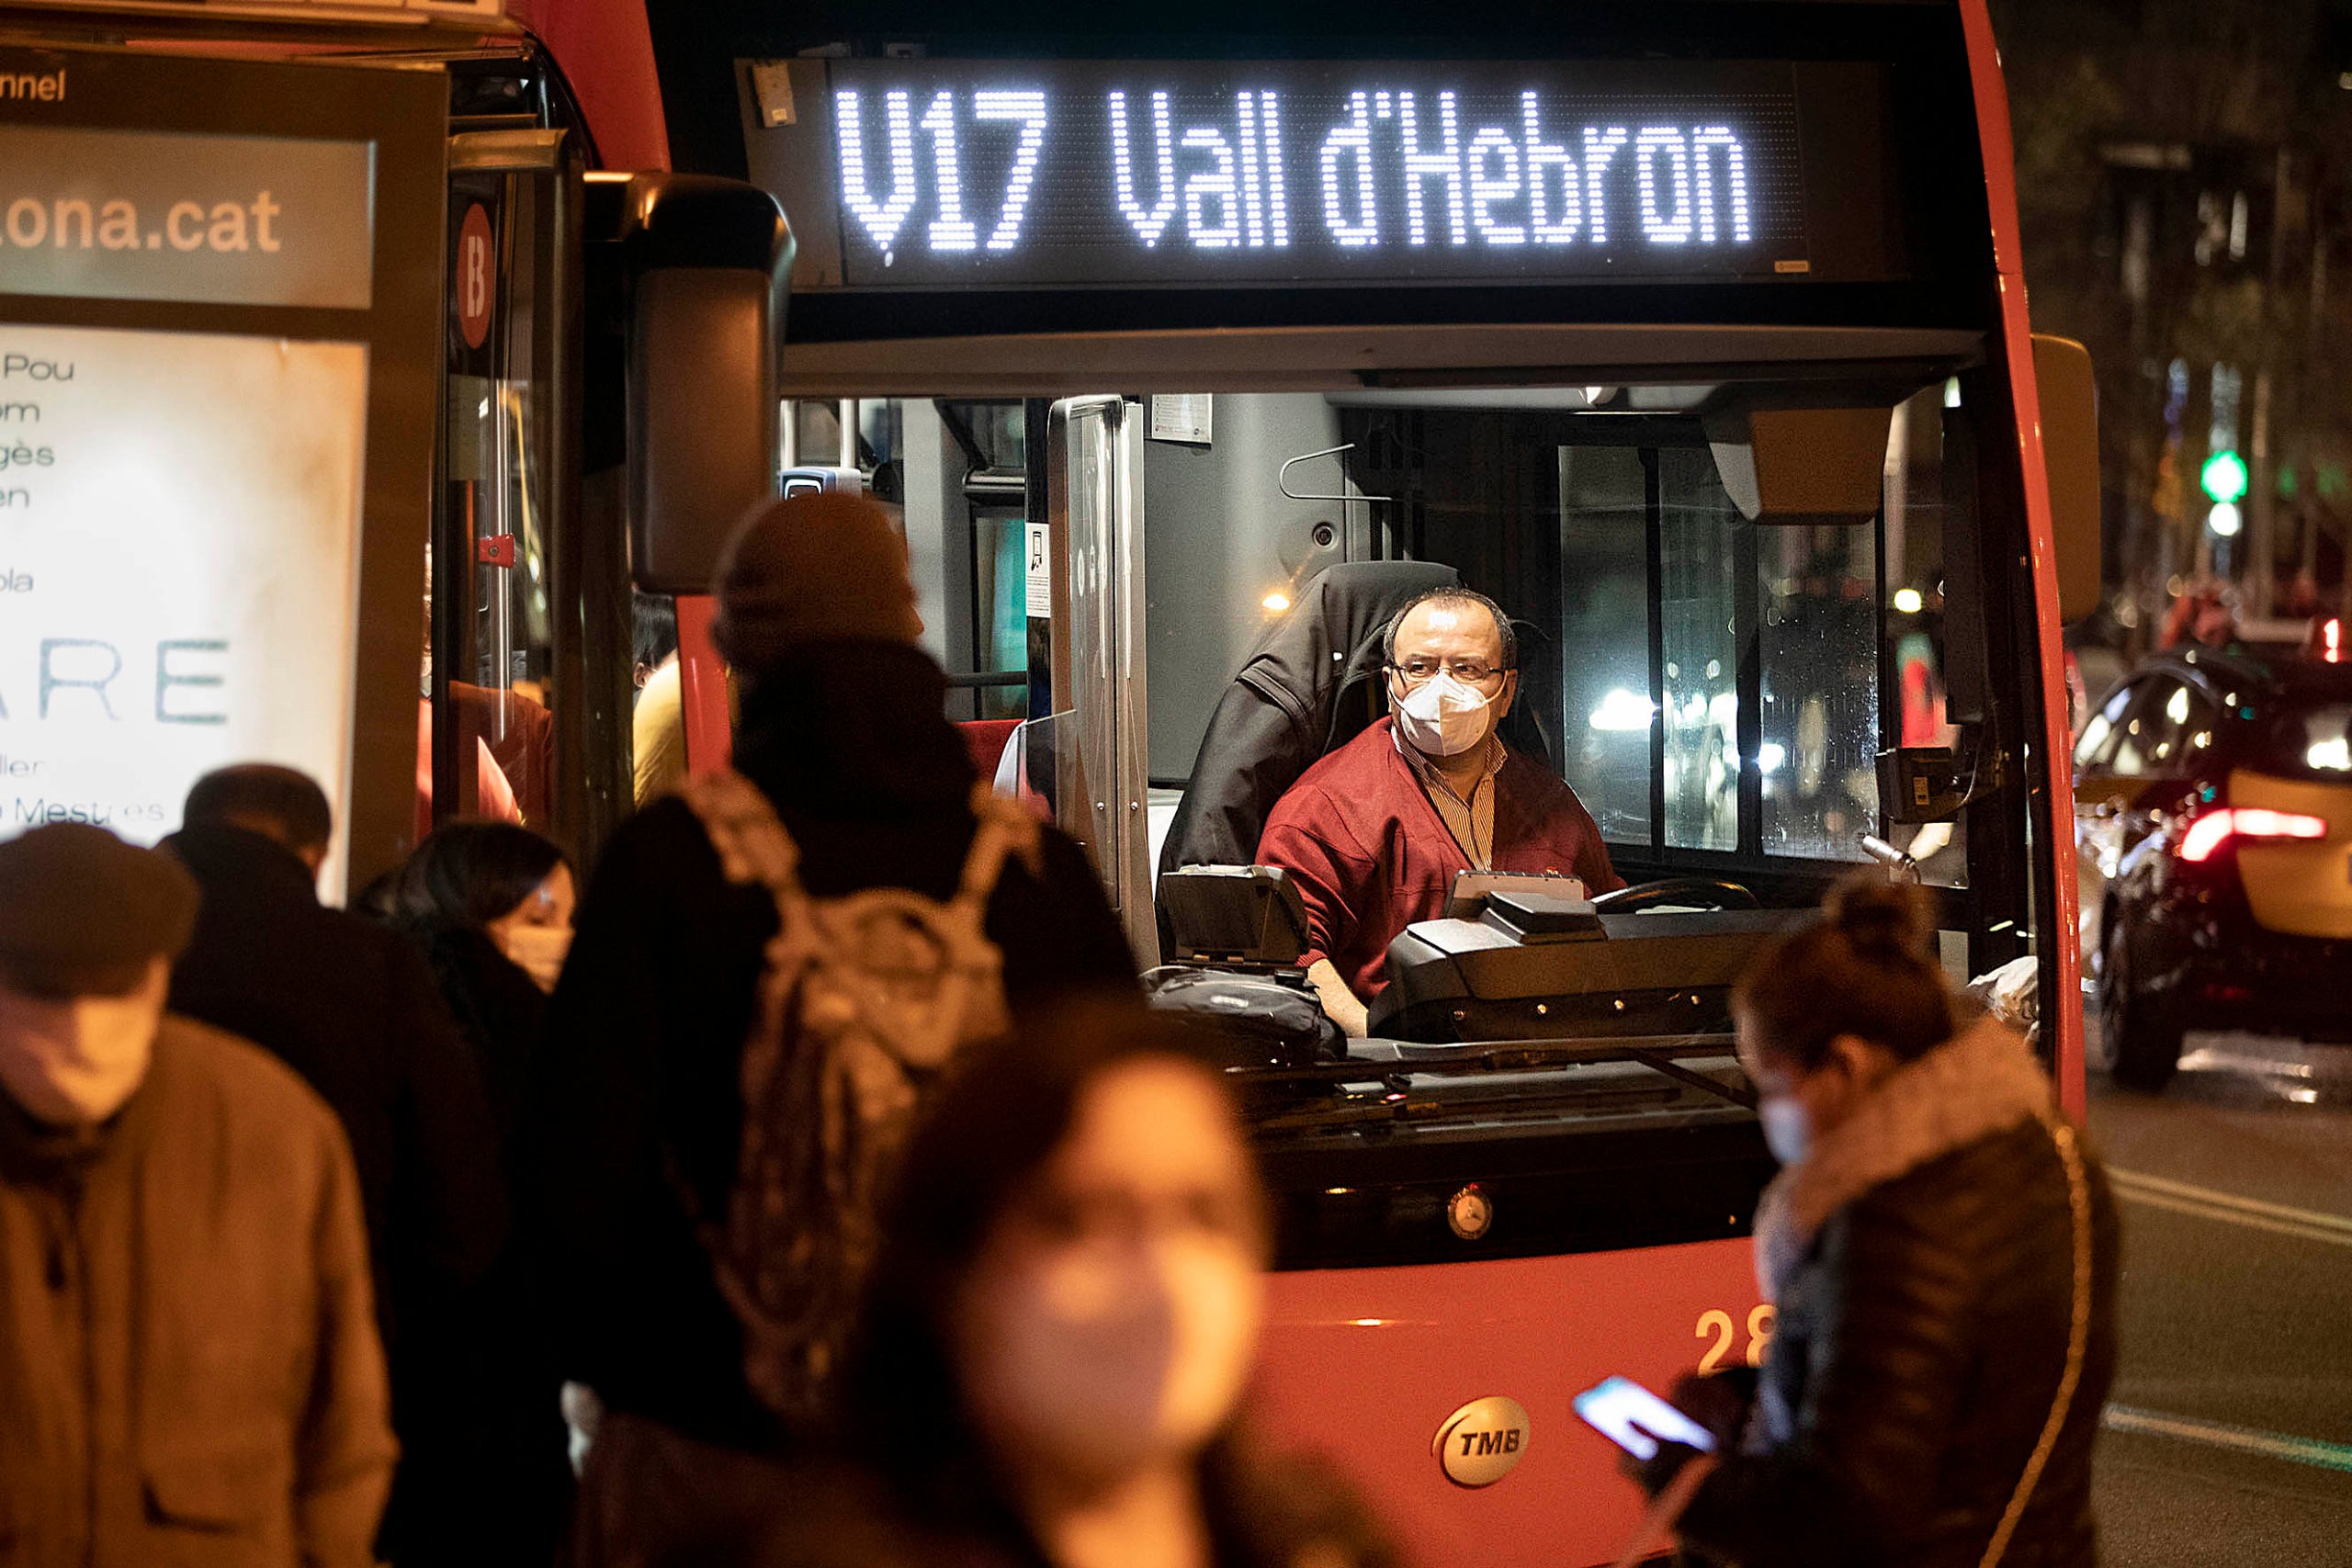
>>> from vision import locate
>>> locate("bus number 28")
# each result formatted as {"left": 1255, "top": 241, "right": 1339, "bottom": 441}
{"left": 1695, "top": 1305, "right": 1776, "bottom": 1372}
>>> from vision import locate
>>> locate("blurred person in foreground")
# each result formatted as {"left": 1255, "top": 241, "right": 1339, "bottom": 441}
{"left": 538, "top": 492, "right": 1136, "bottom": 1562}
{"left": 1631, "top": 874, "right": 2118, "bottom": 1568}
{"left": 704, "top": 997, "right": 1395, "bottom": 1568}
{"left": 164, "top": 768, "right": 521, "bottom": 1563}
{"left": 0, "top": 824, "right": 393, "bottom": 1566}
{"left": 369, "top": 819, "right": 580, "bottom": 1563}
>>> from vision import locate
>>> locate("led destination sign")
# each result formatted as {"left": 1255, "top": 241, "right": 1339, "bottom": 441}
{"left": 750, "top": 59, "right": 1872, "bottom": 289}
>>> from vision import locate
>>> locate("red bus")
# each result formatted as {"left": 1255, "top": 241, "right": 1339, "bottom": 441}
{"left": 645, "top": 7, "right": 2099, "bottom": 1562}
{"left": 0, "top": 4, "right": 2098, "bottom": 1564}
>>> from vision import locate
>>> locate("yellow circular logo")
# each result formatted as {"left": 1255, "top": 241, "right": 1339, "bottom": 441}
{"left": 1432, "top": 1395, "right": 1532, "bottom": 1488}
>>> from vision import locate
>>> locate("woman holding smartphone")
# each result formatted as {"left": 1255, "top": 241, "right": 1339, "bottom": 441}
{"left": 1634, "top": 874, "right": 2120, "bottom": 1568}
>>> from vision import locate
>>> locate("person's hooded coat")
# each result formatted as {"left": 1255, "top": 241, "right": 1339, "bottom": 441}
{"left": 1668, "top": 1018, "right": 2120, "bottom": 1568}
{"left": 531, "top": 643, "right": 1137, "bottom": 1452}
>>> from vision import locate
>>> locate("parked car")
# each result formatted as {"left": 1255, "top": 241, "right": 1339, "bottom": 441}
{"left": 2075, "top": 645, "right": 2352, "bottom": 1089}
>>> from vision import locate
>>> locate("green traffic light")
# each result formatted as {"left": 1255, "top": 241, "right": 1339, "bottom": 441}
{"left": 2201, "top": 449, "right": 2249, "bottom": 504}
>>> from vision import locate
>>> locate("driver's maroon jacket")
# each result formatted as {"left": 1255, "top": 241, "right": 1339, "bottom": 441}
{"left": 1256, "top": 717, "right": 1623, "bottom": 1002}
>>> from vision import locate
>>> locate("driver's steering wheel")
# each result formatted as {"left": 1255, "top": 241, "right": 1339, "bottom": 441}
{"left": 1592, "top": 876, "right": 1760, "bottom": 914}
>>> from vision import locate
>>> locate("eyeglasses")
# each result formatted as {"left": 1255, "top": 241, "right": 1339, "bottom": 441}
{"left": 1390, "top": 657, "right": 1511, "bottom": 687}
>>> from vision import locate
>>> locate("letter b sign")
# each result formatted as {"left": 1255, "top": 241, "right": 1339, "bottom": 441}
{"left": 458, "top": 204, "right": 495, "bottom": 350}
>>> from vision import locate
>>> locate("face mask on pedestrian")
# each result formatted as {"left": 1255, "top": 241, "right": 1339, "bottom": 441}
{"left": 954, "top": 1060, "right": 1270, "bottom": 1492}
{"left": 0, "top": 962, "right": 166, "bottom": 1127}
{"left": 497, "top": 923, "right": 572, "bottom": 994}
{"left": 1739, "top": 1024, "right": 1899, "bottom": 1170}
{"left": 485, "top": 862, "right": 577, "bottom": 994}
{"left": 959, "top": 1227, "right": 1263, "bottom": 1484}
{"left": 1392, "top": 668, "right": 1497, "bottom": 758}
{"left": 1758, "top": 1095, "right": 1813, "bottom": 1166}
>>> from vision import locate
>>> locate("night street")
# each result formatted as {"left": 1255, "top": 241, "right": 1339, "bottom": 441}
{"left": 9, "top": 4, "right": 2352, "bottom": 1566}
{"left": 2086, "top": 1017, "right": 2352, "bottom": 1564}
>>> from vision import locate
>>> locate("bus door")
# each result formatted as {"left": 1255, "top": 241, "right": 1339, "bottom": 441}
{"left": 431, "top": 125, "right": 595, "bottom": 850}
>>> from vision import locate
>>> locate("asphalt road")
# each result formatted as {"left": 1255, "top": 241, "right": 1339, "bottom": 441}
{"left": 2084, "top": 1016, "right": 2352, "bottom": 1565}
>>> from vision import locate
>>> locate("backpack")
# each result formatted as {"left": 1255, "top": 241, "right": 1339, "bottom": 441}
{"left": 679, "top": 769, "right": 1044, "bottom": 1426}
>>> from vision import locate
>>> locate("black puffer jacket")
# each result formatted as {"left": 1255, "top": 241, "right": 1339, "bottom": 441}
{"left": 1674, "top": 1021, "right": 2120, "bottom": 1568}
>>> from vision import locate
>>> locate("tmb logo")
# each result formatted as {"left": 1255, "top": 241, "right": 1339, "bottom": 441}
{"left": 1432, "top": 1394, "right": 1532, "bottom": 1488}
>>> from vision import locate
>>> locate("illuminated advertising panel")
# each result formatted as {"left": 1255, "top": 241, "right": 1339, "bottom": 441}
{"left": 0, "top": 323, "right": 367, "bottom": 861}
{"left": 0, "top": 125, "right": 375, "bottom": 308}
{"left": 749, "top": 58, "right": 1892, "bottom": 290}
{"left": 0, "top": 46, "right": 446, "bottom": 890}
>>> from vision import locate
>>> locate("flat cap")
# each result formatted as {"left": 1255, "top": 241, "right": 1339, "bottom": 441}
{"left": 712, "top": 491, "right": 923, "bottom": 671}
{"left": 0, "top": 824, "right": 199, "bottom": 997}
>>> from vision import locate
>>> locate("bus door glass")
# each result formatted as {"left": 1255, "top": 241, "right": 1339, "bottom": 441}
{"left": 433, "top": 130, "right": 583, "bottom": 842}
{"left": 1049, "top": 396, "right": 1155, "bottom": 963}
{"left": 944, "top": 402, "right": 1037, "bottom": 725}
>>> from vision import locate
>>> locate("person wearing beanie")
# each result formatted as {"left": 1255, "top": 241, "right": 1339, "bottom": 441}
{"left": 531, "top": 492, "right": 1136, "bottom": 1533}
{"left": 0, "top": 823, "right": 397, "bottom": 1567}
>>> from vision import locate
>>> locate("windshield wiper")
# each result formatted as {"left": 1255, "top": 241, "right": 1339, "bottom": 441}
{"left": 1227, "top": 1031, "right": 1757, "bottom": 1111}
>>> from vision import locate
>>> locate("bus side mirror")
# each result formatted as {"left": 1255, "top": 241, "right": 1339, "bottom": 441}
{"left": 619, "top": 175, "right": 793, "bottom": 594}
{"left": 2032, "top": 333, "right": 2100, "bottom": 625}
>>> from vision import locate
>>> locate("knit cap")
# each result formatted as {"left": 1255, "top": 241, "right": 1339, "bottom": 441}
{"left": 712, "top": 491, "right": 923, "bottom": 671}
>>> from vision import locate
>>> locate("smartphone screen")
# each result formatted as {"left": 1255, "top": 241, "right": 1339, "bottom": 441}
{"left": 1573, "top": 1376, "right": 1718, "bottom": 1461}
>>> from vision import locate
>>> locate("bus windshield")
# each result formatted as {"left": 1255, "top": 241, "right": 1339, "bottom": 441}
{"left": 800, "top": 374, "right": 1994, "bottom": 1259}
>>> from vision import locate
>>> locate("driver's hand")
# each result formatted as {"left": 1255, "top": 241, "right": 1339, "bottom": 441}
{"left": 1306, "top": 959, "right": 1372, "bottom": 1039}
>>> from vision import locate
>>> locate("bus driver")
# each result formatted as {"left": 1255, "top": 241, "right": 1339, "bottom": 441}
{"left": 1256, "top": 588, "right": 1622, "bottom": 1037}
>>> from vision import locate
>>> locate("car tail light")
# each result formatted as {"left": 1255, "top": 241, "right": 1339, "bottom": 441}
{"left": 2177, "top": 807, "right": 2330, "bottom": 863}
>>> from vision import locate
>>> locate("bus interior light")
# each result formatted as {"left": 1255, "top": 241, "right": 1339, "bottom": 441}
{"left": 2178, "top": 807, "right": 2330, "bottom": 863}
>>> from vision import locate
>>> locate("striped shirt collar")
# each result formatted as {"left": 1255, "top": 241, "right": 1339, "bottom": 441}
{"left": 1394, "top": 726, "right": 1508, "bottom": 869}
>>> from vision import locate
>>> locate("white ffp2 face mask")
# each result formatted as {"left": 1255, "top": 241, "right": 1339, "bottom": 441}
{"left": 1393, "top": 670, "right": 1497, "bottom": 758}
{"left": 0, "top": 982, "right": 162, "bottom": 1127}
{"left": 958, "top": 1235, "right": 1265, "bottom": 1486}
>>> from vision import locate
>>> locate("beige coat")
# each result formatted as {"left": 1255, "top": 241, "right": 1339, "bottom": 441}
{"left": 0, "top": 1015, "right": 395, "bottom": 1567}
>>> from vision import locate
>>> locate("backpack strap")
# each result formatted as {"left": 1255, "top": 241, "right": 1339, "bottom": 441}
{"left": 951, "top": 782, "right": 1046, "bottom": 918}
{"left": 681, "top": 768, "right": 805, "bottom": 902}
{"left": 686, "top": 772, "right": 1044, "bottom": 918}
